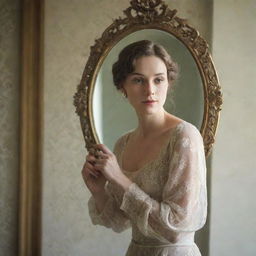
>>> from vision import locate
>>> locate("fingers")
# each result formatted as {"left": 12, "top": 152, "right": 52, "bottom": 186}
{"left": 93, "top": 144, "right": 112, "bottom": 155}
{"left": 93, "top": 160, "right": 105, "bottom": 170}
{"left": 93, "top": 157, "right": 113, "bottom": 172}
{"left": 82, "top": 161, "right": 99, "bottom": 178}
{"left": 84, "top": 151, "right": 108, "bottom": 176}
{"left": 86, "top": 154, "right": 97, "bottom": 163}
{"left": 95, "top": 150, "right": 108, "bottom": 159}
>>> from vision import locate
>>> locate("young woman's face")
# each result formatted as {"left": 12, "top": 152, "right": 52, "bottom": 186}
{"left": 122, "top": 56, "right": 169, "bottom": 115}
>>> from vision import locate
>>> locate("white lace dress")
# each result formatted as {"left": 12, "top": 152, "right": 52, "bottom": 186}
{"left": 88, "top": 121, "right": 207, "bottom": 256}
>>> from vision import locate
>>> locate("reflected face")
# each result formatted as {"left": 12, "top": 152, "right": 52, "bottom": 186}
{"left": 122, "top": 56, "right": 169, "bottom": 115}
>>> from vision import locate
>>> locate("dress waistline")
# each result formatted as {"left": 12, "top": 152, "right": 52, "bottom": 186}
{"left": 131, "top": 239, "right": 195, "bottom": 248}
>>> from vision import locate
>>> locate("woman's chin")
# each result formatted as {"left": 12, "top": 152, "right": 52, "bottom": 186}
{"left": 137, "top": 107, "right": 162, "bottom": 116}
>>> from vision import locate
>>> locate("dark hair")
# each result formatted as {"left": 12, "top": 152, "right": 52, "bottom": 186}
{"left": 112, "top": 40, "right": 179, "bottom": 90}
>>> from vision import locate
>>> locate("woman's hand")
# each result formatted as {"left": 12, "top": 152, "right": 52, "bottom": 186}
{"left": 93, "top": 144, "right": 133, "bottom": 191}
{"left": 81, "top": 152, "right": 107, "bottom": 195}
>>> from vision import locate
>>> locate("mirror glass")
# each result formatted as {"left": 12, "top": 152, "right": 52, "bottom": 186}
{"left": 92, "top": 29, "right": 204, "bottom": 150}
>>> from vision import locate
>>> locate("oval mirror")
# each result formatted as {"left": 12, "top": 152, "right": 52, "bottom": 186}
{"left": 74, "top": 0, "right": 222, "bottom": 157}
{"left": 93, "top": 29, "right": 204, "bottom": 151}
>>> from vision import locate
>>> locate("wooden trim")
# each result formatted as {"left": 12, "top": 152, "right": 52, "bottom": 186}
{"left": 19, "top": 0, "right": 44, "bottom": 255}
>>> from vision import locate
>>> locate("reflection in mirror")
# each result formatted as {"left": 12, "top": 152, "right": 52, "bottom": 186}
{"left": 93, "top": 29, "right": 203, "bottom": 150}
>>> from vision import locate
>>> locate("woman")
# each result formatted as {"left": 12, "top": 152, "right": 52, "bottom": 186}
{"left": 82, "top": 40, "right": 207, "bottom": 256}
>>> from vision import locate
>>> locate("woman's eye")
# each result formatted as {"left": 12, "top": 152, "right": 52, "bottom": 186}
{"left": 155, "top": 77, "right": 164, "bottom": 84}
{"left": 132, "top": 78, "right": 143, "bottom": 84}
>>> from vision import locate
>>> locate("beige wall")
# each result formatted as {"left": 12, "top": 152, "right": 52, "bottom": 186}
{"left": 0, "top": 0, "right": 20, "bottom": 255}
{"left": 211, "top": 1, "right": 256, "bottom": 255}
{"left": 42, "top": 1, "right": 212, "bottom": 256}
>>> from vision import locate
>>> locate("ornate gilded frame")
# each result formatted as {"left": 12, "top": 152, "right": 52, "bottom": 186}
{"left": 74, "top": 0, "right": 222, "bottom": 157}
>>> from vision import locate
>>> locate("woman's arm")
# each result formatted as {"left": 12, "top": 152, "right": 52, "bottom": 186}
{"left": 93, "top": 191, "right": 109, "bottom": 213}
{"left": 87, "top": 186, "right": 131, "bottom": 233}
{"left": 86, "top": 137, "right": 131, "bottom": 233}
{"left": 117, "top": 124, "right": 207, "bottom": 242}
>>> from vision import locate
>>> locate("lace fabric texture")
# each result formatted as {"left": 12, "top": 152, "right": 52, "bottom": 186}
{"left": 88, "top": 121, "right": 207, "bottom": 256}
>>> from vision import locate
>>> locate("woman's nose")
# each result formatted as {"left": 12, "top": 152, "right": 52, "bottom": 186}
{"left": 144, "top": 81, "right": 155, "bottom": 95}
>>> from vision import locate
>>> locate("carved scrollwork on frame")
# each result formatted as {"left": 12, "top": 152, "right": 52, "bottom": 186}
{"left": 74, "top": 0, "right": 223, "bottom": 157}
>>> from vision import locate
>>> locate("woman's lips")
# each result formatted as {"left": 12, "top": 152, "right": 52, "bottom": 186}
{"left": 142, "top": 100, "right": 157, "bottom": 104}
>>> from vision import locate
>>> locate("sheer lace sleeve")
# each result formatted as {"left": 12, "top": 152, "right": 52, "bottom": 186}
{"left": 87, "top": 136, "right": 131, "bottom": 233}
{"left": 88, "top": 187, "right": 131, "bottom": 233}
{"left": 119, "top": 123, "right": 207, "bottom": 242}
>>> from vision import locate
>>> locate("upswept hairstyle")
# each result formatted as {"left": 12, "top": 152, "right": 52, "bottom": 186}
{"left": 112, "top": 40, "right": 179, "bottom": 90}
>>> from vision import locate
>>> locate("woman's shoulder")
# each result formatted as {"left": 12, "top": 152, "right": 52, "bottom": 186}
{"left": 177, "top": 120, "right": 201, "bottom": 134}
{"left": 165, "top": 114, "right": 200, "bottom": 137}
{"left": 173, "top": 120, "right": 203, "bottom": 144}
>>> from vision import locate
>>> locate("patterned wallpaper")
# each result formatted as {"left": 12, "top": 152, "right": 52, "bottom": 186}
{"left": 41, "top": 0, "right": 212, "bottom": 256}
{"left": 0, "top": 0, "right": 20, "bottom": 255}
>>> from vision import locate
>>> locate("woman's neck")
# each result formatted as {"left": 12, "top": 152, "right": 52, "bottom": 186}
{"left": 135, "top": 109, "right": 168, "bottom": 138}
